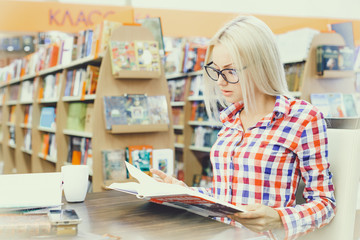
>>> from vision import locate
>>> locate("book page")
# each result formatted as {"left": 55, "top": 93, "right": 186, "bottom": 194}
{"left": 0, "top": 173, "right": 62, "bottom": 209}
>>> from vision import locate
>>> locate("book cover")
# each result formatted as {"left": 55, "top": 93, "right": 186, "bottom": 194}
{"left": 343, "top": 94, "right": 358, "bottom": 117}
{"left": 102, "top": 149, "right": 127, "bottom": 183}
{"left": 66, "top": 103, "right": 87, "bottom": 131}
{"left": 328, "top": 93, "right": 346, "bottom": 117}
{"left": 109, "top": 40, "right": 136, "bottom": 75}
{"left": 70, "top": 137, "right": 82, "bottom": 165}
{"left": 103, "top": 96, "right": 127, "bottom": 130}
{"left": 152, "top": 149, "right": 174, "bottom": 176}
{"left": 41, "top": 133, "right": 50, "bottom": 157}
{"left": 316, "top": 45, "right": 339, "bottom": 75}
{"left": 310, "top": 93, "right": 331, "bottom": 118}
{"left": 39, "top": 107, "right": 56, "bottom": 129}
{"left": 108, "top": 162, "right": 246, "bottom": 218}
{"left": 147, "top": 95, "right": 169, "bottom": 124}
{"left": 125, "top": 94, "right": 150, "bottom": 125}
{"left": 127, "top": 145, "right": 153, "bottom": 174}
{"left": 84, "top": 103, "right": 94, "bottom": 132}
{"left": 134, "top": 40, "right": 161, "bottom": 72}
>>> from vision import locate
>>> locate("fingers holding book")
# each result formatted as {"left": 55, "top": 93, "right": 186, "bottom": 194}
{"left": 150, "top": 169, "right": 187, "bottom": 187}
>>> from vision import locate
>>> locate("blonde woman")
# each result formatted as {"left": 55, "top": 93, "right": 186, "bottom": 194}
{"left": 152, "top": 15, "right": 336, "bottom": 239}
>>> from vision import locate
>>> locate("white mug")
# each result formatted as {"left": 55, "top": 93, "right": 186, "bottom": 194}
{"left": 61, "top": 165, "right": 89, "bottom": 203}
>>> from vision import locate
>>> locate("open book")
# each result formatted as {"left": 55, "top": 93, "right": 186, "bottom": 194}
{"left": 107, "top": 162, "right": 245, "bottom": 218}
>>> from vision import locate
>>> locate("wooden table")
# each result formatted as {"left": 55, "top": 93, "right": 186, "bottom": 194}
{"left": 64, "top": 190, "right": 264, "bottom": 240}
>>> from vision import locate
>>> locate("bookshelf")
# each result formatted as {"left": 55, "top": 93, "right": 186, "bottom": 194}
{"left": 166, "top": 32, "right": 357, "bottom": 187}
{"left": 300, "top": 32, "right": 356, "bottom": 102}
{"left": 90, "top": 25, "right": 174, "bottom": 192}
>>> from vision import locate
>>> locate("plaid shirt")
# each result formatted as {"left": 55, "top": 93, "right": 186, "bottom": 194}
{"left": 196, "top": 95, "right": 336, "bottom": 239}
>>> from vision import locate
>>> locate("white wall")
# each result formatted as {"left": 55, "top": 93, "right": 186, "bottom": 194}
{"left": 53, "top": 0, "right": 360, "bottom": 20}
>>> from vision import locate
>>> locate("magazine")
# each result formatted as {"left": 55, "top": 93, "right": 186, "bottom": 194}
{"left": 108, "top": 162, "right": 245, "bottom": 218}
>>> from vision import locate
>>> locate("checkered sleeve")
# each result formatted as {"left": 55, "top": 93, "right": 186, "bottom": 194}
{"left": 274, "top": 111, "right": 336, "bottom": 239}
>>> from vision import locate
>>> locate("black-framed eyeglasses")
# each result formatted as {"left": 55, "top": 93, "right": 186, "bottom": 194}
{"left": 204, "top": 61, "right": 247, "bottom": 84}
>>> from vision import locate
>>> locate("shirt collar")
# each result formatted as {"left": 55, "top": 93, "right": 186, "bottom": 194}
{"left": 219, "top": 95, "right": 291, "bottom": 127}
{"left": 270, "top": 95, "right": 291, "bottom": 124}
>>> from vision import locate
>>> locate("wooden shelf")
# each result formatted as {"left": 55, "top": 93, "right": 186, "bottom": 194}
{"left": 188, "top": 121, "right": 222, "bottom": 127}
{"left": 63, "top": 129, "right": 92, "bottom": 138}
{"left": 113, "top": 70, "right": 161, "bottom": 79}
{"left": 174, "top": 143, "right": 184, "bottom": 149}
{"left": 6, "top": 122, "right": 15, "bottom": 127}
{"left": 188, "top": 96, "right": 204, "bottom": 101}
{"left": 6, "top": 100, "right": 18, "bottom": 105}
{"left": 19, "top": 100, "right": 34, "bottom": 105}
{"left": 8, "top": 78, "right": 22, "bottom": 85}
{"left": 189, "top": 145, "right": 211, "bottom": 152}
{"left": 20, "top": 123, "right": 32, "bottom": 129}
{"left": 316, "top": 70, "right": 354, "bottom": 79}
{"left": 173, "top": 125, "right": 184, "bottom": 130}
{"left": 62, "top": 95, "right": 96, "bottom": 102}
{"left": 8, "top": 143, "right": 16, "bottom": 149}
{"left": 38, "top": 64, "right": 63, "bottom": 77}
{"left": 38, "top": 153, "right": 56, "bottom": 164}
{"left": 39, "top": 98, "right": 58, "bottom": 104}
{"left": 37, "top": 126, "right": 56, "bottom": 133}
{"left": 108, "top": 124, "right": 169, "bottom": 134}
{"left": 166, "top": 71, "right": 202, "bottom": 80}
{"left": 171, "top": 101, "right": 185, "bottom": 107}
{"left": 21, "top": 147, "right": 32, "bottom": 155}
{"left": 21, "top": 73, "right": 37, "bottom": 81}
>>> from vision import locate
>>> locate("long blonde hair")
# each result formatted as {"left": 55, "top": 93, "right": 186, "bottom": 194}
{"left": 203, "top": 15, "right": 288, "bottom": 120}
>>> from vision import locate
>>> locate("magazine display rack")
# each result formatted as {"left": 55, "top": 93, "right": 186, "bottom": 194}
{"left": 300, "top": 32, "right": 356, "bottom": 102}
{"left": 91, "top": 25, "right": 174, "bottom": 192}
{"left": 0, "top": 25, "right": 174, "bottom": 193}
{"left": 0, "top": 56, "right": 102, "bottom": 175}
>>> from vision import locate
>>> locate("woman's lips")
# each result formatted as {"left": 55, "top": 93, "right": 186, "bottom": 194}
{"left": 221, "top": 90, "right": 232, "bottom": 97}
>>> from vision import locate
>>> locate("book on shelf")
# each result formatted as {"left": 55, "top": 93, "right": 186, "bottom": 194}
{"left": 310, "top": 93, "right": 358, "bottom": 118}
{"left": 164, "top": 37, "right": 186, "bottom": 75}
{"left": 9, "top": 84, "right": 19, "bottom": 101}
{"left": 102, "top": 149, "right": 127, "bottom": 183}
{"left": 136, "top": 17, "right": 165, "bottom": 56}
{"left": 84, "top": 103, "right": 94, "bottom": 132}
{"left": 182, "top": 42, "right": 207, "bottom": 73}
{"left": 24, "top": 105, "right": 33, "bottom": 126}
{"left": 167, "top": 78, "right": 189, "bottom": 102}
{"left": 67, "top": 137, "right": 92, "bottom": 166}
{"left": 125, "top": 94, "right": 149, "bottom": 125}
{"left": 109, "top": 41, "right": 136, "bottom": 72}
{"left": 8, "top": 106, "right": 16, "bottom": 124}
{"left": 190, "top": 101, "right": 208, "bottom": 121}
{"left": 189, "top": 75, "right": 204, "bottom": 97}
{"left": 20, "top": 80, "right": 34, "bottom": 102}
{"left": 126, "top": 145, "right": 153, "bottom": 176}
{"left": 39, "top": 107, "right": 56, "bottom": 129}
{"left": 109, "top": 40, "right": 161, "bottom": 76}
{"left": 152, "top": 149, "right": 174, "bottom": 176}
{"left": 316, "top": 45, "right": 354, "bottom": 75}
{"left": 41, "top": 133, "right": 50, "bottom": 158}
{"left": 284, "top": 62, "right": 305, "bottom": 92}
{"left": 103, "top": 96, "right": 127, "bottom": 130}
{"left": 134, "top": 41, "right": 161, "bottom": 72}
{"left": 23, "top": 129, "right": 32, "bottom": 151}
{"left": 192, "top": 126, "right": 220, "bottom": 148}
{"left": 86, "top": 65, "right": 99, "bottom": 95}
{"left": 146, "top": 95, "right": 169, "bottom": 125}
{"left": 108, "top": 162, "right": 245, "bottom": 218}
{"left": 171, "top": 107, "right": 185, "bottom": 125}
{"left": 8, "top": 125, "right": 15, "bottom": 146}
{"left": 66, "top": 103, "right": 87, "bottom": 131}
{"left": 93, "top": 20, "right": 122, "bottom": 57}
{"left": 42, "top": 73, "right": 60, "bottom": 100}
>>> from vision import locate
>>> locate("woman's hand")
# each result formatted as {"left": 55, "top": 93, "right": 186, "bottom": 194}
{"left": 150, "top": 169, "right": 188, "bottom": 187}
{"left": 229, "top": 204, "right": 283, "bottom": 233}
